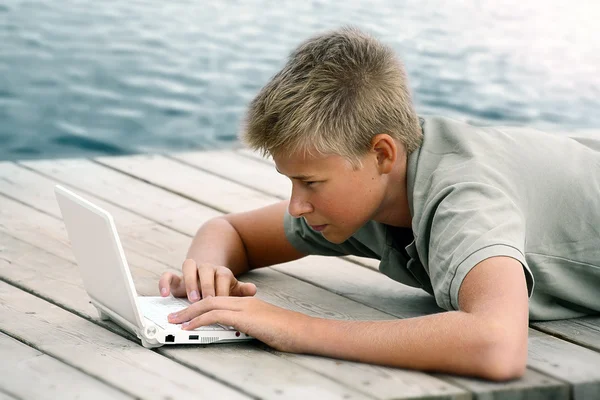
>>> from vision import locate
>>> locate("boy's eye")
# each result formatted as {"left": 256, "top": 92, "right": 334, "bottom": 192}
{"left": 304, "top": 181, "right": 317, "bottom": 187}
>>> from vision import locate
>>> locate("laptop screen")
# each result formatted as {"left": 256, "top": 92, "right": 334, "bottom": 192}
{"left": 55, "top": 185, "right": 144, "bottom": 328}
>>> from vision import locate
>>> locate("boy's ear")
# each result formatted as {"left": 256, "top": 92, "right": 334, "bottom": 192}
{"left": 371, "top": 134, "right": 400, "bottom": 174}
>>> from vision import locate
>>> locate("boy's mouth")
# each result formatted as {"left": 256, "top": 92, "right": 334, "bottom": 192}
{"left": 309, "top": 224, "right": 327, "bottom": 232}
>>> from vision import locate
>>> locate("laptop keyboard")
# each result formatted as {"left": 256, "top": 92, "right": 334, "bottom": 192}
{"left": 138, "top": 296, "right": 233, "bottom": 331}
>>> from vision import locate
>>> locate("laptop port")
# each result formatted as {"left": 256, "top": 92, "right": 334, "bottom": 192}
{"left": 165, "top": 335, "right": 175, "bottom": 343}
{"left": 188, "top": 335, "right": 199, "bottom": 340}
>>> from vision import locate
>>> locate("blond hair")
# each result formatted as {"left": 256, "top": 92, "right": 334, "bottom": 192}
{"left": 241, "top": 26, "right": 422, "bottom": 165}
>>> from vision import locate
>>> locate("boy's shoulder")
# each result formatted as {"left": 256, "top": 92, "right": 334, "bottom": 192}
{"left": 410, "top": 115, "right": 597, "bottom": 185}
{"left": 419, "top": 115, "right": 554, "bottom": 151}
{"left": 419, "top": 115, "right": 600, "bottom": 155}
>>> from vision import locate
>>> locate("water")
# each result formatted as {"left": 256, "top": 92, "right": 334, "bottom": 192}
{"left": 0, "top": 0, "right": 599, "bottom": 161}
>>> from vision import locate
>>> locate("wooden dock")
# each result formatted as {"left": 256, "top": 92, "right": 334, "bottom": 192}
{"left": 1, "top": 149, "right": 600, "bottom": 399}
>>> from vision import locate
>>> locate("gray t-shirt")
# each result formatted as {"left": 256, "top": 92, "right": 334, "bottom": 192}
{"left": 284, "top": 116, "right": 600, "bottom": 321}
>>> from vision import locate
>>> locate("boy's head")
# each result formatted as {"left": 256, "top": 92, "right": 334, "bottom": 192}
{"left": 242, "top": 26, "right": 423, "bottom": 166}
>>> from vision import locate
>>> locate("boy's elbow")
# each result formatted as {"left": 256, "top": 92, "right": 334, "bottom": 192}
{"left": 479, "top": 332, "right": 528, "bottom": 381}
{"left": 482, "top": 356, "right": 526, "bottom": 382}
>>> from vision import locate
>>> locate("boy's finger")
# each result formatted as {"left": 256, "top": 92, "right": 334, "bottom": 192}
{"left": 241, "top": 282, "right": 257, "bottom": 297}
{"left": 198, "top": 264, "right": 216, "bottom": 299}
{"left": 158, "top": 273, "right": 186, "bottom": 297}
{"left": 169, "top": 296, "right": 244, "bottom": 324}
{"left": 230, "top": 281, "right": 257, "bottom": 297}
{"left": 158, "top": 272, "right": 173, "bottom": 296}
{"left": 169, "top": 275, "right": 187, "bottom": 298}
{"left": 182, "top": 259, "right": 200, "bottom": 302}
{"left": 215, "top": 271, "right": 231, "bottom": 296}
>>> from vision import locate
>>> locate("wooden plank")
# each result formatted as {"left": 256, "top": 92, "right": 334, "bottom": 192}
{"left": 275, "top": 256, "right": 444, "bottom": 319}
{"left": 237, "top": 148, "right": 274, "bottom": 165}
{"left": 0, "top": 391, "right": 18, "bottom": 400}
{"left": 532, "top": 318, "right": 600, "bottom": 353}
{"left": 91, "top": 154, "right": 277, "bottom": 213}
{"left": 0, "top": 193, "right": 172, "bottom": 342}
{"left": 443, "top": 371, "right": 568, "bottom": 400}
{"left": 0, "top": 192, "right": 170, "bottom": 279}
{"left": 162, "top": 345, "right": 379, "bottom": 400}
{"left": 0, "top": 231, "right": 468, "bottom": 399}
{"left": 168, "top": 150, "right": 291, "bottom": 199}
{"left": 0, "top": 282, "right": 249, "bottom": 400}
{"left": 0, "top": 162, "right": 189, "bottom": 269}
{"left": 0, "top": 332, "right": 133, "bottom": 400}
{"left": 13, "top": 158, "right": 221, "bottom": 235}
{"left": 0, "top": 231, "right": 163, "bottom": 319}
{"left": 527, "top": 330, "right": 600, "bottom": 399}
{"left": 272, "top": 351, "right": 472, "bottom": 400}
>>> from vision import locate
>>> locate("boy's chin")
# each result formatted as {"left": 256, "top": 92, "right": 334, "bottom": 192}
{"left": 321, "top": 230, "right": 351, "bottom": 244}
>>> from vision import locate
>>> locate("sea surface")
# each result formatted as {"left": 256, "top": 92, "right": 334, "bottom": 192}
{"left": 1, "top": 0, "right": 599, "bottom": 160}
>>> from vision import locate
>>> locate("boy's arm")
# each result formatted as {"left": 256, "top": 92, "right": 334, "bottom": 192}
{"left": 217, "top": 200, "right": 307, "bottom": 271}
{"left": 160, "top": 200, "right": 306, "bottom": 300}
{"left": 300, "top": 255, "right": 529, "bottom": 381}
{"left": 172, "top": 255, "right": 529, "bottom": 381}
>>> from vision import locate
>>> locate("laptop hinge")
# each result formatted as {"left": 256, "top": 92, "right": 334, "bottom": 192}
{"left": 89, "top": 298, "right": 145, "bottom": 335}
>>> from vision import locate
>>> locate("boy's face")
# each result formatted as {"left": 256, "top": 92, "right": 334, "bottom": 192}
{"left": 274, "top": 148, "right": 390, "bottom": 244}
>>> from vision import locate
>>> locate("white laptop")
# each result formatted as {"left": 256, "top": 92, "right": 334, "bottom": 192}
{"left": 54, "top": 184, "right": 252, "bottom": 348}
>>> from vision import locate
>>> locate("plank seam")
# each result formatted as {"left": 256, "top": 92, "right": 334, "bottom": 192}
{"left": 530, "top": 323, "right": 600, "bottom": 353}
{"left": 0, "top": 191, "right": 175, "bottom": 272}
{"left": 153, "top": 350, "right": 262, "bottom": 400}
{"left": 0, "top": 388, "right": 22, "bottom": 400}
{"left": 340, "top": 255, "right": 381, "bottom": 271}
{"left": 271, "top": 269, "right": 400, "bottom": 319}
{"left": 90, "top": 158, "right": 232, "bottom": 214}
{"left": 0, "top": 273, "right": 136, "bottom": 342}
{"left": 0, "top": 191, "right": 60, "bottom": 222}
{"left": 11, "top": 161, "right": 195, "bottom": 238}
{"left": 259, "top": 346, "right": 468, "bottom": 400}
{"left": 235, "top": 149, "right": 274, "bottom": 166}
{"left": 163, "top": 153, "right": 286, "bottom": 200}
{"left": 0, "top": 326, "right": 136, "bottom": 400}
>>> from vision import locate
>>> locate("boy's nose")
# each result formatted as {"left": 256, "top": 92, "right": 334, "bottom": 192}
{"left": 288, "top": 195, "right": 312, "bottom": 218}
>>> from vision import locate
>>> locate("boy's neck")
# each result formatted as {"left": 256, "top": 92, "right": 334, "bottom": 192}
{"left": 372, "top": 154, "right": 412, "bottom": 228}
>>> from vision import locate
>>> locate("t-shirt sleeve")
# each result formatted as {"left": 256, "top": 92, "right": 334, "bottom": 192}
{"left": 423, "top": 182, "right": 535, "bottom": 311}
{"left": 283, "top": 211, "right": 383, "bottom": 258}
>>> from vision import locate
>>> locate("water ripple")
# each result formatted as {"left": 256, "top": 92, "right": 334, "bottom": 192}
{"left": 1, "top": 0, "right": 598, "bottom": 160}
{"left": 52, "top": 134, "right": 129, "bottom": 155}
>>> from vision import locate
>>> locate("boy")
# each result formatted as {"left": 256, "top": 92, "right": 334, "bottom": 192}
{"left": 158, "top": 27, "right": 600, "bottom": 381}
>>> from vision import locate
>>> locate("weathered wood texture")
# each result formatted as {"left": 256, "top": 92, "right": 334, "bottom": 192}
{"left": 0, "top": 332, "right": 133, "bottom": 400}
{"left": 1, "top": 149, "right": 598, "bottom": 399}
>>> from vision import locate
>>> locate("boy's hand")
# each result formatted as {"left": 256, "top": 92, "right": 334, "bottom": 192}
{"left": 158, "top": 259, "right": 257, "bottom": 302}
{"left": 168, "top": 296, "right": 310, "bottom": 352}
